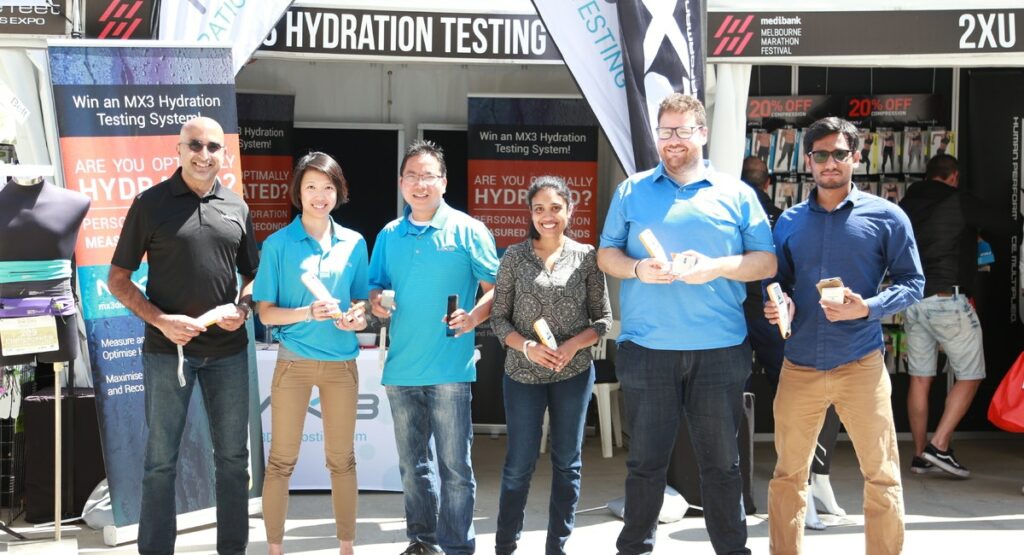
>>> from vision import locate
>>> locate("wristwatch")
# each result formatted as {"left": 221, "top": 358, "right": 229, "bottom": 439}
{"left": 238, "top": 298, "right": 254, "bottom": 320}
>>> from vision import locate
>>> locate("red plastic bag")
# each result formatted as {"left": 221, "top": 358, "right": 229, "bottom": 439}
{"left": 988, "top": 351, "right": 1024, "bottom": 433}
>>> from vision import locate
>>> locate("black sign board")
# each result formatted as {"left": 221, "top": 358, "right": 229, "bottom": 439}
{"left": 0, "top": 0, "right": 66, "bottom": 35}
{"left": 709, "top": 10, "right": 1024, "bottom": 60}
{"left": 258, "top": 6, "right": 561, "bottom": 62}
{"left": 746, "top": 95, "right": 834, "bottom": 127}
{"left": 844, "top": 94, "right": 944, "bottom": 126}
{"left": 85, "top": 0, "right": 155, "bottom": 40}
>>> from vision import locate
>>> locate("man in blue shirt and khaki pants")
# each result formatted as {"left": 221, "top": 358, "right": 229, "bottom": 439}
{"left": 765, "top": 117, "right": 924, "bottom": 555}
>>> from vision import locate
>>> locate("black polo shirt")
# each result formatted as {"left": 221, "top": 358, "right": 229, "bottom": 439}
{"left": 112, "top": 168, "right": 259, "bottom": 356}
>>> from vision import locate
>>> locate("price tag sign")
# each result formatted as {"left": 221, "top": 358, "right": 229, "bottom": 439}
{"left": 0, "top": 315, "right": 59, "bottom": 356}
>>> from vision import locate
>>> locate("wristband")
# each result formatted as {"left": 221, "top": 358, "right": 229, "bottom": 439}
{"left": 523, "top": 340, "right": 538, "bottom": 363}
{"left": 304, "top": 305, "right": 313, "bottom": 323}
{"left": 633, "top": 259, "right": 643, "bottom": 279}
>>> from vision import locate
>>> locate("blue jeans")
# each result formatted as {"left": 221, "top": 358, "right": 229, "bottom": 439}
{"left": 386, "top": 383, "right": 476, "bottom": 554}
{"left": 615, "top": 342, "right": 751, "bottom": 555}
{"left": 495, "top": 367, "right": 595, "bottom": 555}
{"left": 138, "top": 349, "right": 250, "bottom": 555}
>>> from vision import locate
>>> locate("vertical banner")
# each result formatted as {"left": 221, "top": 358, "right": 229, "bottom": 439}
{"left": 531, "top": 0, "right": 704, "bottom": 175}
{"left": 237, "top": 92, "right": 294, "bottom": 244}
{"left": 47, "top": 42, "right": 263, "bottom": 529}
{"left": 467, "top": 96, "right": 598, "bottom": 250}
{"left": 617, "top": 0, "right": 705, "bottom": 173}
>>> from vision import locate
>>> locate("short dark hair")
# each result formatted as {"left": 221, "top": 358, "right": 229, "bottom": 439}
{"left": 526, "top": 175, "right": 573, "bottom": 240}
{"left": 802, "top": 117, "right": 860, "bottom": 153}
{"left": 657, "top": 93, "right": 707, "bottom": 126}
{"left": 289, "top": 151, "right": 348, "bottom": 210}
{"left": 925, "top": 154, "right": 958, "bottom": 180}
{"left": 741, "top": 156, "right": 769, "bottom": 189}
{"left": 400, "top": 139, "right": 447, "bottom": 176}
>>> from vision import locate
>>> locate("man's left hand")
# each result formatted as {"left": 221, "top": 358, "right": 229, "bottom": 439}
{"left": 819, "top": 288, "right": 870, "bottom": 322}
{"left": 444, "top": 309, "right": 476, "bottom": 337}
{"left": 674, "top": 251, "right": 721, "bottom": 285}
{"left": 217, "top": 305, "right": 248, "bottom": 331}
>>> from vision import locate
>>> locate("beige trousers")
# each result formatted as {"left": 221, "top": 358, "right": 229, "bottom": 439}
{"left": 768, "top": 351, "right": 904, "bottom": 555}
{"left": 262, "top": 352, "right": 359, "bottom": 543}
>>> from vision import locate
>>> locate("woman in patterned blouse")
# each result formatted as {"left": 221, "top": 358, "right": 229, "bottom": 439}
{"left": 490, "top": 176, "right": 613, "bottom": 555}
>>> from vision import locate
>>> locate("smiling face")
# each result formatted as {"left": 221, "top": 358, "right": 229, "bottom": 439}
{"left": 177, "top": 117, "right": 225, "bottom": 192}
{"left": 807, "top": 132, "right": 859, "bottom": 190}
{"left": 657, "top": 110, "right": 707, "bottom": 178}
{"left": 530, "top": 186, "right": 572, "bottom": 241}
{"left": 400, "top": 153, "right": 447, "bottom": 221}
{"left": 299, "top": 169, "right": 337, "bottom": 220}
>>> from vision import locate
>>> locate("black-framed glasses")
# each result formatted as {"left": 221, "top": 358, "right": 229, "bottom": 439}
{"left": 180, "top": 139, "right": 223, "bottom": 154}
{"left": 808, "top": 149, "right": 853, "bottom": 164}
{"left": 656, "top": 125, "right": 704, "bottom": 140}
{"left": 401, "top": 174, "right": 443, "bottom": 186}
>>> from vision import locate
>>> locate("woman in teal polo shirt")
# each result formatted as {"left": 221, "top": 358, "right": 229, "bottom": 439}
{"left": 252, "top": 152, "right": 369, "bottom": 555}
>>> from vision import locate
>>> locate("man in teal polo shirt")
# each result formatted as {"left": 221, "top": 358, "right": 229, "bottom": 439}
{"left": 368, "top": 140, "right": 499, "bottom": 555}
{"left": 598, "top": 93, "right": 776, "bottom": 555}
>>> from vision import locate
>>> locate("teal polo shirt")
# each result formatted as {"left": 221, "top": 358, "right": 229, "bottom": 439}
{"left": 368, "top": 202, "right": 499, "bottom": 386}
{"left": 253, "top": 216, "right": 369, "bottom": 361}
{"left": 599, "top": 161, "right": 774, "bottom": 351}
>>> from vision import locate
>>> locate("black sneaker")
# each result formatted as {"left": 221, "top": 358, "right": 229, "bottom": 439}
{"left": 399, "top": 541, "right": 436, "bottom": 555}
{"left": 921, "top": 443, "right": 970, "bottom": 478}
{"left": 910, "top": 455, "right": 941, "bottom": 475}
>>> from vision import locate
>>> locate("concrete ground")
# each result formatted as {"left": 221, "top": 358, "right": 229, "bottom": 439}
{"left": 3, "top": 436, "right": 1022, "bottom": 554}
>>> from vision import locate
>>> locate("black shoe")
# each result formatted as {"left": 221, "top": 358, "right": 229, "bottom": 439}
{"left": 399, "top": 541, "right": 434, "bottom": 555}
{"left": 921, "top": 443, "right": 970, "bottom": 478}
{"left": 910, "top": 455, "right": 941, "bottom": 475}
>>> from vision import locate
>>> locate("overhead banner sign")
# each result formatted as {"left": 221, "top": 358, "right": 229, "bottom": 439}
{"left": 0, "top": 0, "right": 66, "bottom": 35}
{"left": 237, "top": 92, "right": 294, "bottom": 244}
{"left": 257, "top": 5, "right": 560, "bottom": 63}
{"left": 468, "top": 96, "right": 598, "bottom": 250}
{"left": 85, "top": 0, "right": 156, "bottom": 40}
{"left": 709, "top": 9, "right": 1023, "bottom": 62}
{"left": 48, "top": 41, "right": 263, "bottom": 531}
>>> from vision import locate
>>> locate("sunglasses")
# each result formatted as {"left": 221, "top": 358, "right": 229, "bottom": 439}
{"left": 808, "top": 149, "right": 853, "bottom": 164}
{"left": 180, "top": 139, "right": 224, "bottom": 154}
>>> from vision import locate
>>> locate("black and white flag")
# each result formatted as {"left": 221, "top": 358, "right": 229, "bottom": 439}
{"left": 532, "top": 0, "right": 704, "bottom": 174}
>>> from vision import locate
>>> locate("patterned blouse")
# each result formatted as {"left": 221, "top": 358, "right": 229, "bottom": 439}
{"left": 490, "top": 238, "right": 613, "bottom": 384}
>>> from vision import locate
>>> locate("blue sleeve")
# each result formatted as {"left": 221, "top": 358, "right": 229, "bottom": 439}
{"left": 766, "top": 215, "right": 795, "bottom": 295}
{"left": 468, "top": 223, "right": 499, "bottom": 285}
{"left": 865, "top": 209, "right": 924, "bottom": 320}
{"left": 367, "top": 229, "right": 391, "bottom": 291}
{"left": 252, "top": 239, "right": 281, "bottom": 304}
{"left": 350, "top": 236, "right": 370, "bottom": 299}
{"left": 738, "top": 185, "right": 775, "bottom": 253}
{"left": 599, "top": 182, "right": 628, "bottom": 249}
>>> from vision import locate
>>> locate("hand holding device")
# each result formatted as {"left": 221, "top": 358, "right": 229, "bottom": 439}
{"left": 766, "top": 283, "right": 792, "bottom": 339}
{"left": 446, "top": 294, "right": 459, "bottom": 337}
{"left": 301, "top": 271, "right": 342, "bottom": 318}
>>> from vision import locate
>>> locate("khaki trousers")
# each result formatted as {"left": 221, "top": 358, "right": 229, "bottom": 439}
{"left": 768, "top": 351, "right": 904, "bottom": 555}
{"left": 262, "top": 354, "right": 359, "bottom": 543}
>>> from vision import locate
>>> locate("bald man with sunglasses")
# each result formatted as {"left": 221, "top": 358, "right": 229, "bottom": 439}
{"left": 763, "top": 117, "right": 923, "bottom": 555}
{"left": 109, "top": 117, "right": 259, "bottom": 555}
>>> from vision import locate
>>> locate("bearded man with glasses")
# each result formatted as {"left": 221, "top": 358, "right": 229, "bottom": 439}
{"left": 763, "top": 117, "right": 923, "bottom": 555}
{"left": 598, "top": 93, "right": 777, "bottom": 555}
{"left": 109, "top": 117, "right": 259, "bottom": 555}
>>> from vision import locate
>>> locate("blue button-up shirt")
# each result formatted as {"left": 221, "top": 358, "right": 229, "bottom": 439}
{"left": 770, "top": 186, "right": 924, "bottom": 370}
{"left": 368, "top": 202, "right": 499, "bottom": 386}
{"left": 600, "top": 160, "right": 775, "bottom": 350}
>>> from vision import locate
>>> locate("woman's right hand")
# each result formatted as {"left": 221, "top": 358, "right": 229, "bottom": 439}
{"left": 527, "top": 342, "right": 563, "bottom": 371}
{"left": 310, "top": 299, "right": 340, "bottom": 321}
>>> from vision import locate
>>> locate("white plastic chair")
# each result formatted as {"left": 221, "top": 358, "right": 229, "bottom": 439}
{"left": 541, "top": 321, "right": 622, "bottom": 458}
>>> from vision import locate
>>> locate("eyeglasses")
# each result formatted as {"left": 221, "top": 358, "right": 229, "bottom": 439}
{"left": 808, "top": 149, "right": 853, "bottom": 164}
{"left": 656, "top": 125, "right": 704, "bottom": 140}
{"left": 180, "top": 140, "right": 224, "bottom": 154}
{"left": 401, "top": 174, "right": 443, "bottom": 186}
